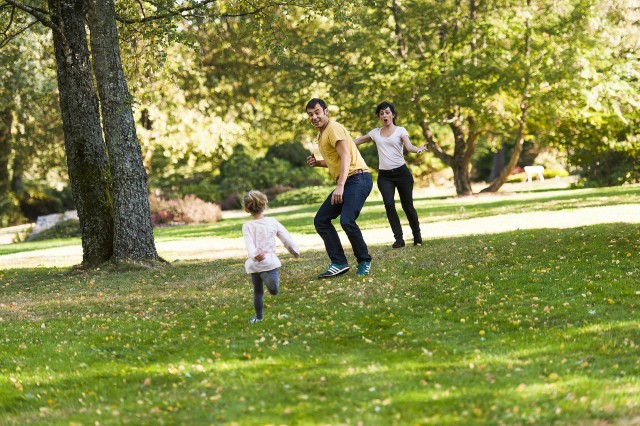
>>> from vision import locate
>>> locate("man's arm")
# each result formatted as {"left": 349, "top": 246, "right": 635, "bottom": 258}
{"left": 331, "top": 140, "right": 350, "bottom": 205}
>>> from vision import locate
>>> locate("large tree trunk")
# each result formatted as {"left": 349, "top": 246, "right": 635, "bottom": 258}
{"left": 48, "top": 0, "right": 114, "bottom": 266}
{"left": 452, "top": 157, "right": 473, "bottom": 195}
{"left": 0, "top": 106, "right": 12, "bottom": 195}
{"left": 450, "top": 117, "right": 475, "bottom": 196}
{"left": 86, "top": 0, "right": 159, "bottom": 263}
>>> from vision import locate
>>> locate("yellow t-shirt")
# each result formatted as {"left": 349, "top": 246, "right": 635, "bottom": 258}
{"left": 317, "top": 121, "right": 369, "bottom": 182}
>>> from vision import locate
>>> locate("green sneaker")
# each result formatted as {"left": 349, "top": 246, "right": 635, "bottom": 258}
{"left": 318, "top": 263, "right": 350, "bottom": 279}
{"left": 356, "top": 260, "right": 371, "bottom": 276}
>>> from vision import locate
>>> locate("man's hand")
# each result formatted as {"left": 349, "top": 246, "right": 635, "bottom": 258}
{"left": 306, "top": 153, "right": 317, "bottom": 167}
{"left": 331, "top": 184, "right": 344, "bottom": 205}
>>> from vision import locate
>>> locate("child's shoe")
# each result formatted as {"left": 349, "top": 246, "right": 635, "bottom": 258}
{"left": 249, "top": 316, "right": 263, "bottom": 324}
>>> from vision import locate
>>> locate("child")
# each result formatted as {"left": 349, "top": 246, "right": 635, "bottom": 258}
{"left": 242, "top": 190, "right": 300, "bottom": 323}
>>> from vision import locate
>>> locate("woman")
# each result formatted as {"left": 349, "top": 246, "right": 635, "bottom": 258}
{"left": 354, "top": 101, "right": 427, "bottom": 248}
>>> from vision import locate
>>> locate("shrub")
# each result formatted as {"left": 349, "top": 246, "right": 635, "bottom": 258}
{"left": 28, "top": 219, "right": 81, "bottom": 241}
{"left": 270, "top": 186, "right": 334, "bottom": 207}
{"left": 17, "top": 183, "right": 76, "bottom": 222}
{"left": 149, "top": 194, "right": 222, "bottom": 226}
{"left": 0, "top": 193, "right": 27, "bottom": 227}
{"left": 571, "top": 147, "right": 639, "bottom": 187}
{"left": 264, "top": 141, "right": 309, "bottom": 168}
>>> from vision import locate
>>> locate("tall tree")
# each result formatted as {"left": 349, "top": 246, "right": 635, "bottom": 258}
{"left": 86, "top": 0, "right": 157, "bottom": 261}
{"left": 46, "top": 0, "right": 116, "bottom": 264}
{"left": 2, "top": 0, "right": 157, "bottom": 266}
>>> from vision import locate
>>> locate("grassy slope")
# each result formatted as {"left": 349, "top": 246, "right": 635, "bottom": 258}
{"left": 0, "top": 185, "right": 639, "bottom": 424}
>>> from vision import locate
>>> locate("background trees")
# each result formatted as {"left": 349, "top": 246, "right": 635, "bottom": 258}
{"left": 0, "top": 0, "right": 637, "bottom": 236}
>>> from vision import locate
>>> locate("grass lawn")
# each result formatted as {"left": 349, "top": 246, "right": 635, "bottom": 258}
{"left": 0, "top": 185, "right": 639, "bottom": 425}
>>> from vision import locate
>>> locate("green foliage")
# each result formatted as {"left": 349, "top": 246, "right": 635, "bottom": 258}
{"left": 18, "top": 184, "right": 75, "bottom": 222}
{"left": 564, "top": 119, "right": 640, "bottom": 187}
{"left": 264, "top": 141, "right": 309, "bottom": 168}
{"left": 269, "top": 185, "right": 334, "bottom": 207}
{"left": 27, "top": 219, "right": 81, "bottom": 241}
{"left": 0, "top": 193, "right": 26, "bottom": 228}
{"left": 214, "top": 144, "right": 329, "bottom": 209}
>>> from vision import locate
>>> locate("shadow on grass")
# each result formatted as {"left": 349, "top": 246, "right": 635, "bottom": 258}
{"left": 1, "top": 223, "right": 639, "bottom": 424}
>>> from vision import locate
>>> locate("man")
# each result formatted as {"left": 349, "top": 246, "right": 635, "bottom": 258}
{"left": 305, "top": 98, "right": 373, "bottom": 278}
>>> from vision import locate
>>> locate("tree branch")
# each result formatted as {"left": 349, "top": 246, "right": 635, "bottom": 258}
{"left": 0, "top": 19, "right": 38, "bottom": 49}
{"left": 2, "top": 0, "right": 70, "bottom": 55}
{"left": 413, "top": 92, "right": 453, "bottom": 166}
{"left": 115, "top": 0, "right": 288, "bottom": 24}
{"left": 3, "top": 0, "right": 54, "bottom": 27}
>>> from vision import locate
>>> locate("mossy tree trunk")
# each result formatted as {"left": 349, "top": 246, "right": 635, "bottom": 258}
{"left": 86, "top": 0, "right": 159, "bottom": 263}
{"left": 48, "top": 0, "right": 114, "bottom": 266}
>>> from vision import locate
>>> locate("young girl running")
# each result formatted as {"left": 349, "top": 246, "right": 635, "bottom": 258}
{"left": 242, "top": 190, "right": 300, "bottom": 323}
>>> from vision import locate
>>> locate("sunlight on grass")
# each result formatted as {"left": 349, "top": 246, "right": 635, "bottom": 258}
{"left": 1, "top": 186, "right": 639, "bottom": 424}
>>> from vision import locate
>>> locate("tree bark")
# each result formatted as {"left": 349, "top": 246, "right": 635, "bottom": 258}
{"left": 48, "top": 0, "right": 114, "bottom": 266}
{"left": 0, "top": 106, "right": 12, "bottom": 195}
{"left": 86, "top": 0, "right": 159, "bottom": 262}
{"left": 10, "top": 150, "right": 25, "bottom": 193}
{"left": 140, "top": 108, "right": 155, "bottom": 193}
{"left": 450, "top": 116, "right": 474, "bottom": 195}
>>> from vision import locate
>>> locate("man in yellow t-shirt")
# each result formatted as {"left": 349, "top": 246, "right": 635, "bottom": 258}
{"left": 305, "top": 98, "right": 373, "bottom": 279}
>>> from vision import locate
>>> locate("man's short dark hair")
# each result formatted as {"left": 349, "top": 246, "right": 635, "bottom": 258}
{"left": 306, "top": 98, "right": 327, "bottom": 111}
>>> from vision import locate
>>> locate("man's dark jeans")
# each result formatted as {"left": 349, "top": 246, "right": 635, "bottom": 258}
{"left": 377, "top": 164, "right": 421, "bottom": 242}
{"left": 314, "top": 171, "right": 373, "bottom": 265}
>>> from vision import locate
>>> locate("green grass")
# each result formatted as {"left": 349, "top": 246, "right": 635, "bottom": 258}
{"left": 0, "top": 185, "right": 639, "bottom": 424}
{"left": 156, "top": 184, "right": 640, "bottom": 240}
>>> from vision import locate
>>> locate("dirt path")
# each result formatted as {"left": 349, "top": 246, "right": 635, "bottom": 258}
{"left": 1, "top": 203, "right": 638, "bottom": 270}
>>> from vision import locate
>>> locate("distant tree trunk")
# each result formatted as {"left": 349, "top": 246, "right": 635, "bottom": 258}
{"left": 10, "top": 154, "right": 25, "bottom": 193}
{"left": 140, "top": 108, "right": 155, "bottom": 193}
{"left": 489, "top": 145, "right": 505, "bottom": 181}
{"left": 48, "top": 0, "right": 114, "bottom": 266}
{"left": 87, "top": 0, "right": 160, "bottom": 263}
{"left": 0, "top": 107, "right": 11, "bottom": 195}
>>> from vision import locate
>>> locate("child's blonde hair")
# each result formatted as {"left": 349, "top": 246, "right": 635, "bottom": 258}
{"left": 243, "top": 190, "right": 268, "bottom": 214}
